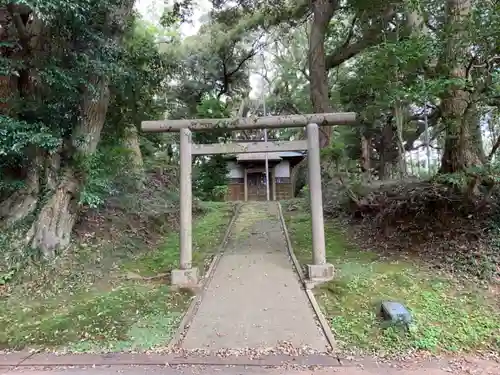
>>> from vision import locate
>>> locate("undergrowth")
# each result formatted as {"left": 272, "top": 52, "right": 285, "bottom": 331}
{"left": 320, "top": 179, "right": 500, "bottom": 283}
{"left": 284, "top": 203, "right": 500, "bottom": 356}
{"left": 0, "top": 200, "right": 232, "bottom": 352}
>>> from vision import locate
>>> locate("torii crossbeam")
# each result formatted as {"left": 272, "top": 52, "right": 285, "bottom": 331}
{"left": 141, "top": 112, "right": 357, "bottom": 287}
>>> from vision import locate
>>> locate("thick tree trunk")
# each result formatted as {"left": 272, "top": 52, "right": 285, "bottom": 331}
{"left": 440, "top": 91, "right": 484, "bottom": 173}
{"left": 26, "top": 166, "right": 80, "bottom": 257}
{"left": 0, "top": 3, "right": 133, "bottom": 257}
{"left": 24, "top": 0, "right": 135, "bottom": 257}
{"left": 439, "top": 0, "right": 483, "bottom": 173}
{"left": 308, "top": 0, "right": 338, "bottom": 148}
{"left": 123, "top": 124, "right": 145, "bottom": 189}
{"left": 26, "top": 78, "right": 111, "bottom": 257}
{"left": 394, "top": 101, "right": 407, "bottom": 178}
{"left": 360, "top": 134, "right": 372, "bottom": 181}
{"left": 378, "top": 120, "right": 396, "bottom": 180}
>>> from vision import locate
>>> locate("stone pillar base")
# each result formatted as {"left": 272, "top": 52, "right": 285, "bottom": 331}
{"left": 307, "top": 263, "right": 334, "bottom": 287}
{"left": 171, "top": 267, "right": 199, "bottom": 287}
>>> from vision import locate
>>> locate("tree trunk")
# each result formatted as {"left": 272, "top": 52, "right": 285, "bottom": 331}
{"left": 26, "top": 78, "right": 111, "bottom": 257}
{"left": 439, "top": 0, "right": 483, "bottom": 173}
{"left": 439, "top": 93, "right": 484, "bottom": 173}
{"left": 26, "top": 165, "right": 79, "bottom": 258}
{"left": 394, "top": 101, "right": 407, "bottom": 178}
{"left": 308, "top": 0, "right": 338, "bottom": 148}
{"left": 360, "top": 134, "right": 372, "bottom": 181}
{"left": 24, "top": 0, "right": 135, "bottom": 257}
{"left": 123, "top": 124, "right": 145, "bottom": 189}
{"left": 378, "top": 119, "right": 397, "bottom": 180}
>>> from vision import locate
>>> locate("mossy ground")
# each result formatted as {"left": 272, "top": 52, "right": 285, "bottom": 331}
{"left": 284, "top": 202, "right": 500, "bottom": 356}
{"left": 0, "top": 202, "right": 232, "bottom": 352}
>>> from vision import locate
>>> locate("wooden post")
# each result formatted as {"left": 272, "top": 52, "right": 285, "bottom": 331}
{"left": 244, "top": 168, "right": 248, "bottom": 202}
{"left": 306, "top": 123, "right": 334, "bottom": 284}
{"left": 272, "top": 167, "right": 277, "bottom": 201}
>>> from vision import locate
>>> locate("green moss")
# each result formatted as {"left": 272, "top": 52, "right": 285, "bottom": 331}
{"left": 285, "top": 210, "right": 500, "bottom": 355}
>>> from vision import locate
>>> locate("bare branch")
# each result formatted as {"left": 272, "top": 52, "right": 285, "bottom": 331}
{"left": 325, "top": 5, "right": 396, "bottom": 70}
{"left": 340, "top": 14, "right": 359, "bottom": 51}
{"left": 6, "top": 3, "right": 30, "bottom": 48}
{"left": 488, "top": 135, "right": 500, "bottom": 161}
{"left": 299, "top": 65, "right": 310, "bottom": 80}
{"left": 404, "top": 107, "right": 442, "bottom": 151}
{"left": 226, "top": 49, "right": 257, "bottom": 77}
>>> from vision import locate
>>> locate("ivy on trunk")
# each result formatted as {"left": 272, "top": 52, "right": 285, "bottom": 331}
{"left": 0, "top": 0, "right": 135, "bottom": 257}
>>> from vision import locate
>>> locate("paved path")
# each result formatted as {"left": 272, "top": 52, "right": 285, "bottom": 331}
{"left": 181, "top": 202, "right": 328, "bottom": 351}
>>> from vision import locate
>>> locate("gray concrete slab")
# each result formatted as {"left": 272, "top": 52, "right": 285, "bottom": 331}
{"left": 4, "top": 353, "right": 339, "bottom": 368}
{"left": 6, "top": 358, "right": 500, "bottom": 375}
{"left": 181, "top": 203, "right": 328, "bottom": 351}
{"left": 0, "top": 366, "right": 449, "bottom": 375}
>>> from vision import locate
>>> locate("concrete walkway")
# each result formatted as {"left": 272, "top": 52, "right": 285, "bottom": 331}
{"left": 180, "top": 202, "right": 328, "bottom": 351}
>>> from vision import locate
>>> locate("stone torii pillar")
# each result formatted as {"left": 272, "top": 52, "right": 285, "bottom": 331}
{"left": 141, "top": 112, "right": 357, "bottom": 287}
{"left": 169, "top": 128, "right": 198, "bottom": 286}
{"left": 306, "top": 123, "right": 331, "bottom": 281}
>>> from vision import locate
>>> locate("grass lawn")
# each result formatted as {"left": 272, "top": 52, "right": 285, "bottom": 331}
{"left": 284, "top": 208, "right": 500, "bottom": 356}
{"left": 0, "top": 201, "right": 233, "bottom": 352}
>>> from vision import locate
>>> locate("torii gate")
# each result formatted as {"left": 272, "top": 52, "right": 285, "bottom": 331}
{"left": 141, "top": 112, "right": 357, "bottom": 286}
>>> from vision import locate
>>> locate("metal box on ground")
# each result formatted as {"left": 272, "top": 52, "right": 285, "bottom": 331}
{"left": 380, "top": 301, "right": 412, "bottom": 325}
